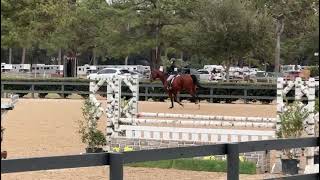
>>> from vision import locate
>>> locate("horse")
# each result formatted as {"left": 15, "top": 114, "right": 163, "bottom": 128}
{"left": 150, "top": 69, "right": 203, "bottom": 109}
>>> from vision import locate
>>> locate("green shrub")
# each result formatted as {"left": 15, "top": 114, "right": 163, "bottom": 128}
{"left": 308, "top": 66, "right": 319, "bottom": 77}
{"left": 277, "top": 101, "right": 310, "bottom": 159}
{"left": 77, "top": 99, "right": 106, "bottom": 149}
{"left": 128, "top": 158, "right": 256, "bottom": 174}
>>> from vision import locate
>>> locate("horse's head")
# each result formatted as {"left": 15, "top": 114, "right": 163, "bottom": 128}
{"left": 150, "top": 69, "right": 164, "bottom": 81}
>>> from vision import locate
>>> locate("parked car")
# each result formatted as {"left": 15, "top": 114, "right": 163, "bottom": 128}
{"left": 197, "top": 69, "right": 211, "bottom": 81}
{"left": 283, "top": 71, "right": 301, "bottom": 81}
{"left": 179, "top": 68, "right": 203, "bottom": 81}
{"left": 128, "top": 70, "right": 146, "bottom": 80}
{"left": 88, "top": 68, "right": 132, "bottom": 79}
{"left": 98, "top": 68, "right": 131, "bottom": 75}
{"left": 88, "top": 68, "right": 147, "bottom": 81}
{"left": 229, "top": 71, "right": 245, "bottom": 80}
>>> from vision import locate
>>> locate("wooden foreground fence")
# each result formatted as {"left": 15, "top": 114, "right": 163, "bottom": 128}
{"left": 1, "top": 137, "right": 319, "bottom": 180}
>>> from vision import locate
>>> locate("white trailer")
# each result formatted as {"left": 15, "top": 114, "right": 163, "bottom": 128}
{"left": 78, "top": 64, "right": 97, "bottom": 76}
{"left": 1, "top": 63, "right": 13, "bottom": 72}
{"left": 204, "top": 65, "right": 225, "bottom": 72}
{"left": 31, "top": 64, "right": 63, "bottom": 75}
{"left": 12, "top": 64, "right": 31, "bottom": 72}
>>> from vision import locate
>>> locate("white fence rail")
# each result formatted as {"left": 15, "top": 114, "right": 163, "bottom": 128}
{"left": 138, "top": 112, "right": 277, "bottom": 122}
{"left": 118, "top": 125, "right": 275, "bottom": 143}
{"left": 120, "top": 118, "right": 275, "bottom": 128}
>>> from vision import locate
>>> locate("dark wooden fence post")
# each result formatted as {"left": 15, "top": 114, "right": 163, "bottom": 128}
{"left": 227, "top": 143, "right": 239, "bottom": 180}
{"left": 244, "top": 89, "right": 248, "bottom": 104}
{"left": 61, "top": 83, "right": 65, "bottom": 98}
{"left": 1, "top": 84, "right": 4, "bottom": 98}
{"left": 109, "top": 152, "right": 123, "bottom": 180}
{"left": 31, "top": 84, "right": 35, "bottom": 98}
{"left": 210, "top": 87, "right": 213, "bottom": 103}
{"left": 145, "top": 86, "right": 148, "bottom": 101}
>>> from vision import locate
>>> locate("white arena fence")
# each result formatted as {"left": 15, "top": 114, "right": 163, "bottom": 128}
{"left": 87, "top": 74, "right": 317, "bottom": 164}
{"left": 87, "top": 74, "right": 298, "bottom": 147}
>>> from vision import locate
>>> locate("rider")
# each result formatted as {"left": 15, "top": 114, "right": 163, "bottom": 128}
{"left": 210, "top": 68, "right": 217, "bottom": 80}
{"left": 166, "top": 59, "right": 178, "bottom": 90}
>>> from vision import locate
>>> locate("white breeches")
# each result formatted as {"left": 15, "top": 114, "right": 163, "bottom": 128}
{"left": 167, "top": 75, "right": 175, "bottom": 82}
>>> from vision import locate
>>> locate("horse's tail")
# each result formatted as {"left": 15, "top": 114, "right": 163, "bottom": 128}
{"left": 190, "top": 75, "right": 205, "bottom": 89}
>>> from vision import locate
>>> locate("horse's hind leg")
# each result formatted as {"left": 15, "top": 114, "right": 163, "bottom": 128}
{"left": 195, "top": 91, "right": 200, "bottom": 104}
{"left": 195, "top": 92, "right": 200, "bottom": 109}
{"left": 174, "top": 93, "right": 184, "bottom": 107}
{"left": 189, "top": 88, "right": 200, "bottom": 109}
{"left": 188, "top": 88, "right": 198, "bottom": 104}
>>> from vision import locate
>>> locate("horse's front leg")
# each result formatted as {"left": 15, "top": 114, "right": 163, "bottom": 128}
{"left": 168, "top": 92, "right": 174, "bottom": 109}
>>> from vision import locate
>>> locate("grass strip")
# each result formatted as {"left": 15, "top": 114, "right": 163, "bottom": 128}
{"left": 127, "top": 159, "right": 256, "bottom": 174}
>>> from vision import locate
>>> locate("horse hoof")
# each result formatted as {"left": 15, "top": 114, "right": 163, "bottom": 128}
{"left": 169, "top": 106, "right": 174, "bottom": 109}
{"left": 1, "top": 151, "right": 7, "bottom": 159}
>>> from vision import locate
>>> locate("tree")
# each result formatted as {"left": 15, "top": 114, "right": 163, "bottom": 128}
{"left": 1, "top": 0, "right": 318, "bottom": 68}
{"left": 248, "top": 0, "right": 319, "bottom": 72}
{"left": 191, "top": 0, "right": 270, "bottom": 80}
{"left": 31, "top": 0, "right": 114, "bottom": 65}
{"left": 104, "top": 0, "right": 199, "bottom": 68}
{"left": 1, "top": 0, "right": 38, "bottom": 64}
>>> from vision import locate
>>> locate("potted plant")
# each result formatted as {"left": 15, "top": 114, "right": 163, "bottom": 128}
{"left": 314, "top": 99, "right": 319, "bottom": 164}
{"left": 78, "top": 99, "right": 106, "bottom": 153}
{"left": 277, "top": 101, "right": 310, "bottom": 175}
{"left": 1, "top": 126, "right": 7, "bottom": 159}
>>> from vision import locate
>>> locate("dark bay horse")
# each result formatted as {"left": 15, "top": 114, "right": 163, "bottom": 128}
{"left": 150, "top": 69, "right": 202, "bottom": 109}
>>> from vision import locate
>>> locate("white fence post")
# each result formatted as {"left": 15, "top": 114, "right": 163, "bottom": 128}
{"left": 88, "top": 74, "right": 140, "bottom": 150}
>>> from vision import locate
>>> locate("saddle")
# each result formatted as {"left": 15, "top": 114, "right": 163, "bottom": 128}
{"left": 167, "top": 75, "right": 180, "bottom": 90}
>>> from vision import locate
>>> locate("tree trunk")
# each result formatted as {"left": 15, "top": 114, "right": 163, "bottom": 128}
{"left": 151, "top": 18, "right": 162, "bottom": 69}
{"left": 225, "top": 58, "right": 231, "bottom": 82}
{"left": 274, "top": 17, "right": 284, "bottom": 73}
{"left": 164, "top": 47, "right": 168, "bottom": 60}
{"left": 8, "top": 48, "right": 12, "bottom": 64}
{"left": 92, "top": 50, "right": 98, "bottom": 65}
{"left": 180, "top": 51, "right": 184, "bottom": 61}
{"left": 125, "top": 55, "right": 129, "bottom": 65}
{"left": 274, "top": 34, "right": 281, "bottom": 73}
{"left": 21, "top": 48, "right": 26, "bottom": 64}
{"left": 124, "top": 23, "right": 130, "bottom": 66}
{"left": 151, "top": 47, "right": 161, "bottom": 69}
{"left": 58, "top": 48, "right": 62, "bottom": 65}
{"left": 156, "top": 45, "right": 161, "bottom": 67}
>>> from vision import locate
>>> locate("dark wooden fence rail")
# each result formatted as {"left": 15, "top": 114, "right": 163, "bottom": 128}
{"left": 2, "top": 137, "right": 319, "bottom": 180}
{"left": 3, "top": 81, "right": 318, "bottom": 102}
